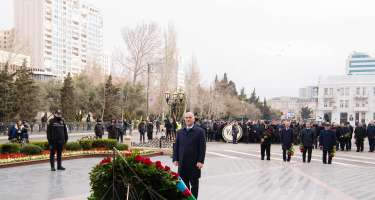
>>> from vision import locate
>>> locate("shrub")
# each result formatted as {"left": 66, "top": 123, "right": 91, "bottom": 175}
{"left": 78, "top": 138, "right": 93, "bottom": 150}
{"left": 115, "top": 143, "right": 128, "bottom": 151}
{"left": 65, "top": 142, "right": 82, "bottom": 151}
{"left": 92, "top": 139, "right": 118, "bottom": 150}
{"left": 0, "top": 143, "right": 21, "bottom": 153}
{"left": 20, "top": 144, "right": 42, "bottom": 155}
{"left": 30, "top": 141, "right": 49, "bottom": 150}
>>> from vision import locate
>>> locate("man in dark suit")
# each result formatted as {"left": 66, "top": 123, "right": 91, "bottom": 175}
{"left": 300, "top": 123, "right": 315, "bottom": 163}
{"left": 320, "top": 123, "right": 337, "bottom": 164}
{"left": 354, "top": 123, "right": 366, "bottom": 152}
{"left": 281, "top": 121, "right": 293, "bottom": 162}
{"left": 173, "top": 112, "right": 206, "bottom": 199}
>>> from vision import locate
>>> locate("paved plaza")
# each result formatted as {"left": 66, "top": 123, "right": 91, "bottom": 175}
{"left": 1, "top": 142, "right": 375, "bottom": 200}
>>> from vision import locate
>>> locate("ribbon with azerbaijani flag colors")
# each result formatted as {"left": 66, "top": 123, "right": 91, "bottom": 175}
{"left": 176, "top": 177, "right": 196, "bottom": 200}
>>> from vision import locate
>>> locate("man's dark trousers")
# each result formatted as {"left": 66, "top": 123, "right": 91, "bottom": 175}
{"left": 322, "top": 149, "right": 332, "bottom": 164}
{"left": 261, "top": 144, "right": 271, "bottom": 160}
{"left": 50, "top": 142, "right": 63, "bottom": 168}
{"left": 302, "top": 146, "right": 312, "bottom": 162}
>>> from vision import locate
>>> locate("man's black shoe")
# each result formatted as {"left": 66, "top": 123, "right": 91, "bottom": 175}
{"left": 57, "top": 167, "right": 66, "bottom": 170}
{"left": 51, "top": 167, "right": 56, "bottom": 171}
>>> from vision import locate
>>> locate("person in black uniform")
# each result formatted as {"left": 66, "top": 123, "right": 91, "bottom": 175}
{"left": 107, "top": 119, "right": 118, "bottom": 140}
{"left": 281, "top": 121, "right": 293, "bottom": 162}
{"left": 232, "top": 122, "right": 239, "bottom": 144}
{"left": 300, "top": 123, "right": 315, "bottom": 163}
{"left": 367, "top": 121, "right": 375, "bottom": 152}
{"left": 260, "top": 122, "right": 273, "bottom": 160}
{"left": 138, "top": 120, "right": 146, "bottom": 143}
{"left": 173, "top": 112, "right": 206, "bottom": 199}
{"left": 146, "top": 120, "right": 154, "bottom": 140}
{"left": 354, "top": 123, "right": 366, "bottom": 152}
{"left": 320, "top": 123, "right": 336, "bottom": 164}
{"left": 94, "top": 119, "right": 104, "bottom": 139}
{"left": 47, "top": 110, "right": 68, "bottom": 171}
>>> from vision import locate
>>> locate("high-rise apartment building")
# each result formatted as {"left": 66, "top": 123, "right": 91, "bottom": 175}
{"left": 346, "top": 52, "right": 375, "bottom": 75}
{"left": 14, "top": 0, "right": 103, "bottom": 78}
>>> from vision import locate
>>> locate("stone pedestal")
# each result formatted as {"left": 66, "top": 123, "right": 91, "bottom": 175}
{"left": 124, "top": 135, "right": 132, "bottom": 148}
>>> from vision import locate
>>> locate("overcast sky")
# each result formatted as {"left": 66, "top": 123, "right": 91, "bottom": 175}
{"left": 1, "top": 0, "right": 375, "bottom": 99}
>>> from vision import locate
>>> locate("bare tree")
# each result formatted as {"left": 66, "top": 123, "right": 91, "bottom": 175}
{"left": 185, "top": 55, "right": 201, "bottom": 112}
{"left": 120, "top": 22, "right": 161, "bottom": 85}
{"left": 157, "top": 24, "right": 179, "bottom": 114}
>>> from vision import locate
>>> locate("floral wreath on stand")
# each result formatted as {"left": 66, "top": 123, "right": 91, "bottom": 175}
{"left": 89, "top": 150, "right": 196, "bottom": 200}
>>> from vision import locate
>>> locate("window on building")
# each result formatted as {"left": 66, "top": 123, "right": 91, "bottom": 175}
{"left": 345, "top": 100, "right": 349, "bottom": 108}
{"left": 356, "top": 87, "right": 360, "bottom": 95}
{"left": 363, "top": 87, "right": 367, "bottom": 96}
{"left": 356, "top": 102, "right": 360, "bottom": 107}
{"left": 329, "top": 88, "right": 333, "bottom": 95}
{"left": 340, "top": 100, "right": 344, "bottom": 108}
{"left": 340, "top": 88, "right": 344, "bottom": 96}
{"left": 324, "top": 88, "right": 328, "bottom": 95}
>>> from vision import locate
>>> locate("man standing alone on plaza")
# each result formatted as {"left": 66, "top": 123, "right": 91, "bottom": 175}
{"left": 173, "top": 112, "right": 206, "bottom": 199}
{"left": 47, "top": 110, "right": 68, "bottom": 171}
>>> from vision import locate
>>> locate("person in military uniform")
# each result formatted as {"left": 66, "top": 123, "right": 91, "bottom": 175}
{"left": 94, "top": 119, "right": 104, "bottom": 139}
{"left": 300, "top": 123, "right": 315, "bottom": 163}
{"left": 47, "top": 110, "right": 68, "bottom": 171}
{"left": 367, "top": 121, "right": 375, "bottom": 152}
{"left": 232, "top": 122, "right": 239, "bottom": 144}
{"left": 260, "top": 122, "right": 273, "bottom": 160}
{"left": 320, "top": 123, "right": 336, "bottom": 164}
{"left": 146, "top": 120, "right": 154, "bottom": 140}
{"left": 107, "top": 119, "right": 118, "bottom": 140}
{"left": 281, "top": 121, "right": 293, "bottom": 162}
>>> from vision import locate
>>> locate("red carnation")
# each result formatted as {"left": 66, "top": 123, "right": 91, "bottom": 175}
{"left": 164, "top": 166, "right": 171, "bottom": 171}
{"left": 135, "top": 155, "right": 144, "bottom": 162}
{"left": 155, "top": 161, "right": 164, "bottom": 170}
{"left": 142, "top": 157, "right": 153, "bottom": 166}
{"left": 99, "top": 157, "right": 112, "bottom": 165}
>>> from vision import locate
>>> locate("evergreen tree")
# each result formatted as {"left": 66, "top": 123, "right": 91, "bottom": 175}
{"left": 248, "top": 88, "right": 259, "bottom": 104}
{"left": 103, "top": 75, "right": 121, "bottom": 121}
{"left": 223, "top": 73, "right": 228, "bottom": 84}
{"left": 61, "top": 73, "right": 76, "bottom": 121}
{"left": 0, "top": 62, "right": 16, "bottom": 122}
{"left": 261, "top": 98, "right": 271, "bottom": 120}
{"left": 14, "top": 59, "right": 40, "bottom": 121}
{"left": 239, "top": 87, "right": 247, "bottom": 101}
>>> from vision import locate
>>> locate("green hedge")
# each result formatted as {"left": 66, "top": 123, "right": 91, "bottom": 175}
{"left": 92, "top": 139, "right": 118, "bottom": 150}
{"left": 30, "top": 141, "right": 49, "bottom": 150}
{"left": 0, "top": 143, "right": 21, "bottom": 153}
{"left": 115, "top": 143, "right": 128, "bottom": 151}
{"left": 20, "top": 144, "right": 42, "bottom": 155}
{"left": 65, "top": 142, "right": 82, "bottom": 151}
{"left": 79, "top": 139, "right": 93, "bottom": 150}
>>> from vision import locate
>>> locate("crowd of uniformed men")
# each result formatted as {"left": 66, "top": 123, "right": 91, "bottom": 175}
{"left": 195, "top": 119, "right": 375, "bottom": 164}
